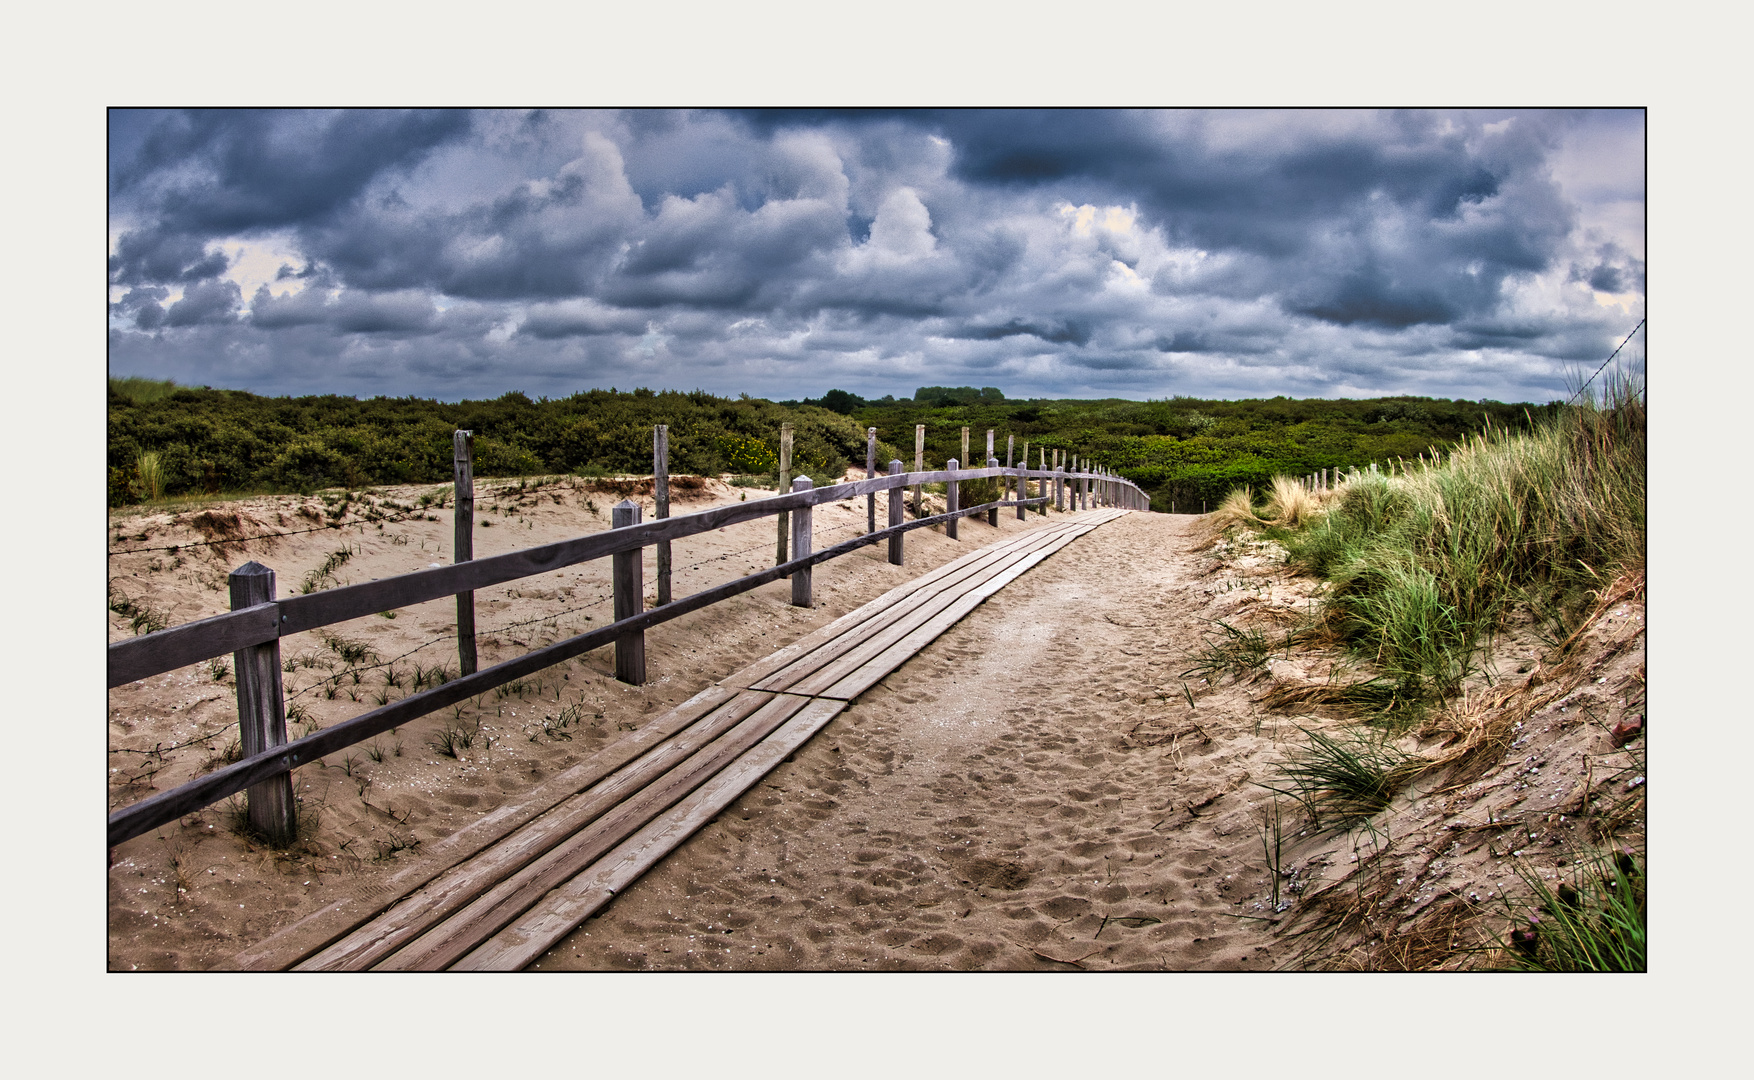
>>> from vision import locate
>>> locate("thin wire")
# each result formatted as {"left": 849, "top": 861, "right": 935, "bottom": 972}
{"left": 1568, "top": 318, "right": 1645, "bottom": 405}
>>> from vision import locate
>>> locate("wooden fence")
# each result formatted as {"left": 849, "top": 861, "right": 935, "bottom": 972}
{"left": 108, "top": 435, "right": 1149, "bottom": 848}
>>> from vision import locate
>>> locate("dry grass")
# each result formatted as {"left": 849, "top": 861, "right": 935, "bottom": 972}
{"left": 1263, "top": 475, "right": 1322, "bottom": 528}
{"left": 1207, "top": 486, "right": 1263, "bottom": 530}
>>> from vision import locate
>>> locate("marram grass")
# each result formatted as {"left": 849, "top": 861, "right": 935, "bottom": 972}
{"left": 1263, "top": 373, "right": 1644, "bottom": 698}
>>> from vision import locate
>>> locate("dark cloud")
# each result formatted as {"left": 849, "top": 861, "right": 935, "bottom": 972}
{"left": 107, "top": 109, "right": 1643, "bottom": 403}
{"left": 956, "top": 317, "right": 1092, "bottom": 346}
{"left": 113, "top": 285, "right": 169, "bottom": 330}
{"left": 110, "top": 109, "right": 470, "bottom": 235}
{"left": 163, "top": 279, "right": 241, "bottom": 327}
{"left": 1288, "top": 267, "right": 1457, "bottom": 329}
{"left": 109, "top": 230, "right": 229, "bottom": 286}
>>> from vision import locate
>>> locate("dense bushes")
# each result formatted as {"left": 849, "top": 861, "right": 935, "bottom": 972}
{"left": 839, "top": 392, "right": 1535, "bottom": 513}
{"left": 108, "top": 380, "right": 903, "bottom": 506}
{"left": 109, "top": 375, "right": 1539, "bottom": 509}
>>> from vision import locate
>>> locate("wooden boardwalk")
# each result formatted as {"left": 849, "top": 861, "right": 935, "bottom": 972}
{"left": 229, "top": 508, "right": 1129, "bottom": 971}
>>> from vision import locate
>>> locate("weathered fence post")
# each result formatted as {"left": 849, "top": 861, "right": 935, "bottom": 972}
{"left": 1055, "top": 465, "right": 1065, "bottom": 511}
{"left": 913, "top": 424, "right": 926, "bottom": 518}
{"left": 229, "top": 562, "right": 295, "bottom": 846}
{"left": 887, "top": 460, "right": 905, "bottom": 565}
{"left": 987, "top": 456, "right": 1000, "bottom": 526}
{"left": 775, "top": 423, "right": 794, "bottom": 564}
{"left": 453, "top": 430, "right": 477, "bottom": 677}
{"left": 1038, "top": 447, "right": 1048, "bottom": 514}
{"left": 1018, "top": 440, "right": 1029, "bottom": 520}
{"left": 945, "top": 458, "right": 960, "bottom": 540}
{"left": 866, "top": 427, "right": 877, "bottom": 535}
{"left": 1005, "top": 434, "right": 1015, "bottom": 516}
{"left": 791, "top": 476, "right": 813, "bottom": 607}
{"left": 653, "top": 425, "right": 671, "bottom": 606}
{"left": 961, "top": 428, "right": 970, "bottom": 476}
{"left": 612, "top": 499, "right": 645, "bottom": 685}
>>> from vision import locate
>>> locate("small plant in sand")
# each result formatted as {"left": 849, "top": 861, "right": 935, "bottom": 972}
{"left": 286, "top": 701, "right": 317, "bottom": 730}
{"left": 108, "top": 585, "right": 168, "bottom": 635}
{"left": 411, "top": 662, "right": 454, "bottom": 690}
{"left": 431, "top": 719, "right": 478, "bottom": 758}
{"left": 372, "top": 830, "right": 420, "bottom": 861}
{"left": 320, "top": 632, "right": 375, "bottom": 665}
{"left": 300, "top": 546, "right": 355, "bottom": 593}
{"left": 1258, "top": 799, "right": 1290, "bottom": 912}
{"left": 1179, "top": 618, "right": 1302, "bottom": 683}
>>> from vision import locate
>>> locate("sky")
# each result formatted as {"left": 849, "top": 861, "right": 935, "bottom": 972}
{"left": 107, "top": 108, "right": 1644, "bottom": 405}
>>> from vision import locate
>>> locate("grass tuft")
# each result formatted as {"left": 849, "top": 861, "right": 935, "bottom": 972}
{"left": 1262, "top": 475, "right": 1322, "bottom": 528}
{"left": 1498, "top": 851, "right": 1644, "bottom": 971}
{"left": 1264, "top": 725, "right": 1425, "bottom": 833}
{"left": 430, "top": 719, "right": 477, "bottom": 758}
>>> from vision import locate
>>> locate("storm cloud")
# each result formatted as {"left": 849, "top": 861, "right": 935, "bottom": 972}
{"left": 108, "top": 108, "right": 1644, "bottom": 402}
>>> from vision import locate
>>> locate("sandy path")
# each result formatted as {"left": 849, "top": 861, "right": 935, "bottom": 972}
{"left": 530, "top": 511, "right": 1299, "bottom": 971}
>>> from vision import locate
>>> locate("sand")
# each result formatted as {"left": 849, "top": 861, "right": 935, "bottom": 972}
{"left": 108, "top": 478, "right": 1644, "bottom": 971}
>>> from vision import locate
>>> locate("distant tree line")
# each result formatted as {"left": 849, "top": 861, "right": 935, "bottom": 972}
{"left": 109, "top": 377, "right": 1542, "bottom": 512}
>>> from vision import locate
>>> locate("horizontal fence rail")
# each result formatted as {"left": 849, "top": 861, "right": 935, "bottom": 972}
{"left": 108, "top": 460, "right": 1147, "bottom": 847}
{"left": 108, "top": 466, "right": 1143, "bottom": 689}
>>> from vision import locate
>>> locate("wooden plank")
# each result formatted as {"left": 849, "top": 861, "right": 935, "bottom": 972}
{"left": 451, "top": 697, "right": 848, "bottom": 971}
{"left": 227, "top": 684, "right": 739, "bottom": 970}
{"left": 766, "top": 523, "right": 1091, "bottom": 698}
{"left": 107, "top": 602, "right": 280, "bottom": 688}
{"left": 376, "top": 692, "right": 815, "bottom": 971}
{"left": 746, "top": 549, "right": 1032, "bottom": 694}
{"left": 296, "top": 689, "right": 777, "bottom": 971}
{"left": 723, "top": 520, "right": 1085, "bottom": 692}
{"left": 818, "top": 525, "right": 1099, "bottom": 700}
{"left": 755, "top": 524, "right": 1089, "bottom": 696}
{"left": 717, "top": 525, "right": 1047, "bottom": 689}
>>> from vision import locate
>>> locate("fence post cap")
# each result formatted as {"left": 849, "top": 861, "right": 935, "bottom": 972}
{"left": 229, "top": 561, "right": 272, "bottom": 579}
{"left": 792, "top": 476, "right": 813, "bottom": 491}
